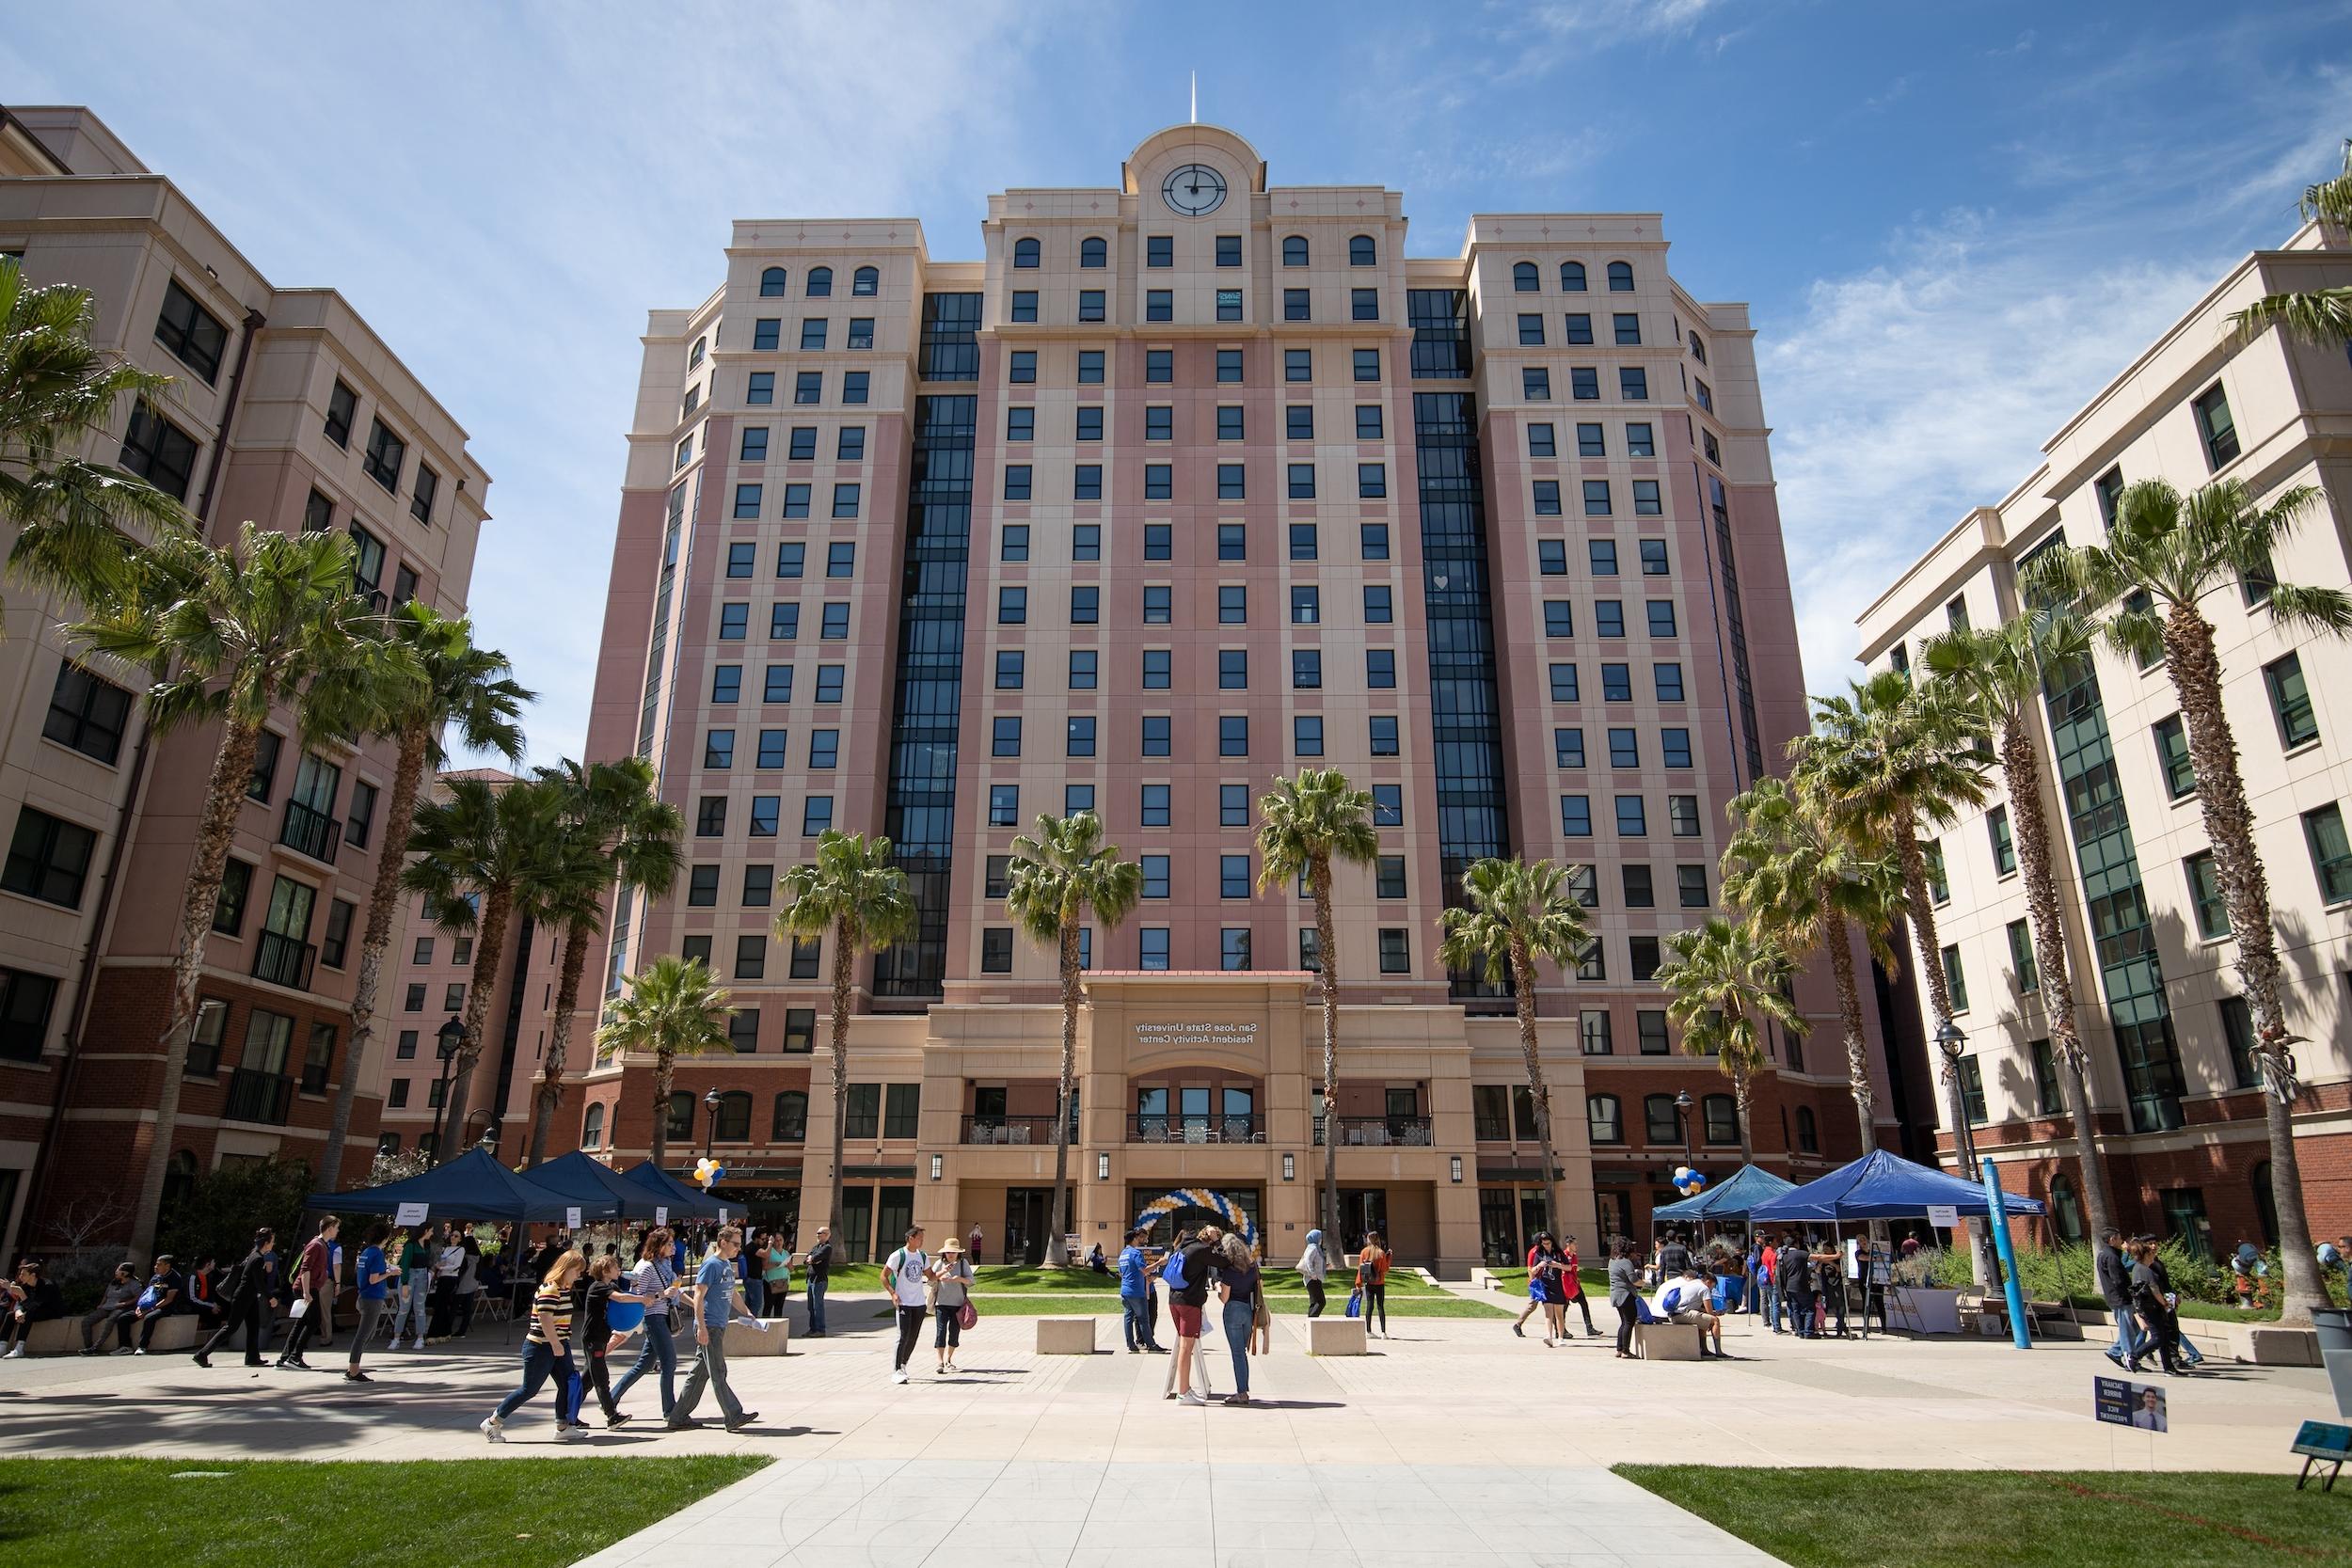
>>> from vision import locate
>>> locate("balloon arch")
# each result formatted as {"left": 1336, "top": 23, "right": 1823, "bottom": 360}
{"left": 1133, "top": 1188, "right": 1261, "bottom": 1257}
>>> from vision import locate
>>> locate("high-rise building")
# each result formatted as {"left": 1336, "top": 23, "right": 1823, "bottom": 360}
{"left": 0, "top": 106, "right": 491, "bottom": 1254}
{"left": 572, "top": 124, "right": 1890, "bottom": 1271}
{"left": 1854, "top": 214, "right": 2352, "bottom": 1251}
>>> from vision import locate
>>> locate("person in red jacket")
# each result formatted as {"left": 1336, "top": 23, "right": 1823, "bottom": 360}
{"left": 275, "top": 1217, "right": 339, "bottom": 1370}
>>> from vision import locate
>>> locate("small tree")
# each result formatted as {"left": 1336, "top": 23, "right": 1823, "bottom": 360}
{"left": 1654, "top": 916, "right": 1805, "bottom": 1164}
{"left": 593, "top": 956, "right": 736, "bottom": 1170}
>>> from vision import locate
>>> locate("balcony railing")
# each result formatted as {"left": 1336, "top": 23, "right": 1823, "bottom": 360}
{"left": 960, "top": 1116, "right": 1060, "bottom": 1146}
{"left": 1129, "top": 1114, "right": 1263, "bottom": 1145}
{"left": 279, "top": 800, "right": 342, "bottom": 864}
{"left": 223, "top": 1068, "right": 294, "bottom": 1125}
{"left": 1313, "top": 1116, "right": 1434, "bottom": 1148}
{"left": 252, "top": 929, "right": 317, "bottom": 990}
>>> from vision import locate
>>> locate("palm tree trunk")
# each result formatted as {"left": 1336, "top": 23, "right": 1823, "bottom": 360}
{"left": 1732, "top": 1065, "right": 1755, "bottom": 1164}
{"left": 1510, "top": 937, "right": 1567, "bottom": 1245}
{"left": 435, "top": 882, "right": 513, "bottom": 1164}
{"left": 1312, "top": 855, "right": 1342, "bottom": 1262}
{"left": 319, "top": 720, "right": 429, "bottom": 1193}
{"left": 1049, "top": 916, "right": 1080, "bottom": 1263}
{"left": 527, "top": 920, "right": 591, "bottom": 1166}
{"left": 1820, "top": 902, "right": 1877, "bottom": 1154}
{"left": 649, "top": 1053, "right": 674, "bottom": 1170}
{"left": 824, "top": 917, "right": 854, "bottom": 1243}
{"left": 2162, "top": 603, "right": 2327, "bottom": 1323}
{"left": 1895, "top": 835, "right": 1992, "bottom": 1286}
{"left": 129, "top": 713, "right": 266, "bottom": 1259}
{"left": 1999, "top": 713, "right": 2115, "bottom": 1249}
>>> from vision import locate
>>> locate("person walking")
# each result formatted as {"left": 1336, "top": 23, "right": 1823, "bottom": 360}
{"left": 2127, "top": 1238, "right": 2185, "bottom": 1376}
{"left": 883, "top": 1226, "right": 931, "bottom": 1386}
{"left": 2095, "top": 1227, "right": 2143, "bottom": 1370}
{"left": 391, "top": 1223, "right": 434, "bottom": 1350}
{"left": 0, "top": 1261, "right": 61, "bottom": 1358}
{"left": 803, "top": 1226, "right": 834, "bottom": 1338}
{"left": 1516, "top": 1233, "right": 1563, "bottom": 1344}
{"left": 1296, "top": 1229, "right": 1328, "bottom": 1319}
{"left": 2144, "top": 1244, "right": 2203, "bottom": 1370}
{"left": 612, "top": 1227, "right": 684, "bottom": 1419}
{"left": 930, "top": 1237, "right": 974, "bottom": 1374}
{"left": 571, "top": 1253, "right": 643, "bottom": 1428}
{"left": 1119, "top": 1228, "right": 1164, "bottom": 1352}
{"left": 483, "top": 1248, "right": 589, "bottom": 1442}
{"left": 668, "top": 1225, "right": 757, "bottom": 1432}
{"left": 1168, "top": 1224, "right": 1219, "bottom": 1406}
{"left": 344, "top": 1224, "right": 397, "bottom": 1383}
{"left": 1608, "top": 1238, "right": 1642, "bottom": 1359}
{"left": 276, "top": 1217, "right": 339, "bottom": 1369}
{"left": 1355, "top": 1231, "right": 1391, "bottom": 1339}
{"left": 196, "top": 1229, "right": 275, "bottom": 1369}
{"left": 1559, "top": 1234, "right": 1599, "bottom": 1338}
{"left": 1216, "top": 1233, "right": 1263, "bottom": 1406}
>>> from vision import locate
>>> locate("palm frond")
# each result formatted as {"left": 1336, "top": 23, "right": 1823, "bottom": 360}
{"left": 2229, "top": 286, "right": 2352, "bottom": 347}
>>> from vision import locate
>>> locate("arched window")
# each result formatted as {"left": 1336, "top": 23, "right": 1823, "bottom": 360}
{"left": 2051, "top": 1173, "right": 2084, "bottom": 1241}
{"left": 1795, "top": 1105, "right": 1818, "bottom": 1152}
{"left": 1512, "top": 261, "right": 1539, "bottom": 293}
{"left": 1560, "top": 261, "right": 1587, "bottom": 293}
{"left": 851, "top": 265, "right": 879, "bottom": 296}
{"left": 713, "top": 1090, "right": 752, "bottom": 1142}
{"left": 1012, "top": 236, "right": 1041, "bottom": 269}
{"left": 2251, "top": 1160, "right": 2279, "bottom": 1245}
{"left": 1644, "top": 1093, "right": 1678, "bottom": 1145}
{"left": 664, "top": 1090, "right": 693, "bottom": 1141}
{"left": 759, "top": 266, "right": 787, "bottom": 297}
{"left": 1607, "top": 260, "right": 1634, "bottom": 292}
{"left": 1348, "top": 234, "right": 1376, "bottom": 267}
{"left": 1079, "top": 236, "right": 1107, "bottom": 269}
{"left": 1587, "top": 1093, "right": 1623, "bottom": 1145}
{"left": 1688, "top": 329, "right": 1707, "bottom": 364}
{"left": 1282, "top": 235, "right": 1310, "bottom": 267}
{"left": 689, "top": 336, "right": 706, "bottom": 370}
{"left": 806, "top": 266, "right": 833, "bottom": 297}
{"left": 1701, "top": 1093, "right": 1739, "bottom": 1145}
{"left": 772, "top": 1089, "right": 808, "bottom": 1142}
{"left": 581, "top": 1102, "right": 605, "bottom": 1149}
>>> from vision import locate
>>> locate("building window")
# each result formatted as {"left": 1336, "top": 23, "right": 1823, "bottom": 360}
{"left": 2191, "top": 384, "right": 2239, "bottom": 468}
{"left": 1, "top": 807, "right": 95, "bottom": 908}
{"left": 2153, "top": 716, "right": 2196, "bottom": 798}
{"left": 2219, "top": 995, "right": 2259, "bottom": 1089}
{"left": 0, "top": 966, "right": 59, "bottom": 1064}
{"left": 42, "top": 662, "right": 132, "bottom": 766}
{"left": 1988, "top": 804, "right": 2015, "bottom": 876}
{"left": 1613, "top": 311, "right": 1641, "bottom": 345}
{"left": 1220, "top": 928, "right": 1252, "bottom": 971}
{"left": 2266, "top": 653, "right": 2318, "bottom": 749}
{"left": 2008, "top": 918, "right": 2038, "bottom": 992}
{"left": 2185, "top": 850, "right": 2229, "bottom": 939}
{"left": 324, "top": 379, "right": 358, "bottom": 447}
{"left": 154, "top": 279, "right": 228, "bottom": 382}
{"left": 1925, "top": 841, "right": 1948, "bottom": 904}
{"left": 1700, "top": 1094, "right": 1738, "bottom": 1145}
{"left": 2306, "top": 803, "right": 2352, "bottom": 903}
{"left": 119, "top": 402, "right": 199, "bottom": 501}
{"left": 1942, "top": 943, "right": 1970, "bottom": 1011}
{"left": 361, "top": 418, "right": 406, "bottom": 493}
{"left": 1636, "top": 1010, "right": 1669, "bottom": 1055}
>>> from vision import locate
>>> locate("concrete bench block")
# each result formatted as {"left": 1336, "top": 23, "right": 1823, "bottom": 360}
{"left": 2249, "top": 1326, "right": 2319, "bottom": 1366}
{"left": 144, "top": 1315, "right": 199, "bottom": 1352}
{"left": 1636, "top": 1321, "right": 1703, "bottom": 1361}
{"left": 1307, "top": 1317, "right": 1368, "bottom": 1355}
{"left": 1036, "top": 1317, "right": 1095, "bottom": 1354}
{"left": 723, "top": 1318, "right": 789, "bottom": 1356}
{"left": 24, "top": 1319, "right": 78, "bottom": 1355}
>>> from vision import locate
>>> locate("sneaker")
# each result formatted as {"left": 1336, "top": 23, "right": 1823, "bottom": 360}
{"left": 663, "top": 1418, "right": 701, "bottom": 1432}
{"left": 892, "top": 1369, "right": 909, "bottom": 1386}
{"left": 112, "top": 1346, "right": 135, "bottom": 1355}
{"left": 936, "top": 1363, "right": 947, "bottom": 1375}
{"left": 3, "top": 1345, "right": 22, "bottom": 1359}
{"left": 481, "top": 1417, "right": 505, "bottom": 1443}
{"left": 1179, "top": 1388, "right": 1208, "bottom": 1406}
{"left": 342, "top": 1371, "right": 372, "bottom": 1383}
{"left": 1512, "top": 1323, "right": 1525, "bottom": 1338}
{"left": 946, "top": 1361, "right": 959, "bottom": 1373}
{"left": 1128, "top": 1346, "right": 1141, "bottom": 1354}
{"left": 1225, "top": 1392, "right": 1251, "bottom": 1406}
{"left": 133, "top": 1348, "right": 146, "bottom": 1355}
{"left": 556, "top": 1424, "right": 585, "bottom": 1442}
{"left": 723, "top": 1411, "right": 758, "bottom": 1432}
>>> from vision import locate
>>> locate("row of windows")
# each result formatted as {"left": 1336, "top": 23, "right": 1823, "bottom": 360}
{"left": 1008, "top": 345, "right": 1391, "bottom": 387}
{"left": 1510, "top": 260, "right": 1637, "bottom": 293}
{"left": 310, "top": 500, "right": 422, "bottom": 610}
{"left": 1518, "top": 365, "right": 1650, "bottom": 403}
{"left": 714, "top": 602, "right": 850, "bottom": 641}
{"left": 1539, "top": 599, "right": 1681, "bottom": 639}
{"left": 321, "top": 379, "right": 437, "bottom": 523}
{"left": 709, "top": 664, "right": 846, "bottom": 705}
{"left": 1541, "top": 662, "right": 1689, "bottom": 704}
{"left": 742, "top": 370, "right": 872, "bottom": 407}
{"left": 726, "top": 423, "right": 867, "bottom": 465}
{"left": 756, "top": 265, "right": 879, "bottom": 298}
{"left": 1000, "top": 460, "right": 1394, "bottom": 502}
{"left": 1542, "top": 725, "right": 1700, "bottom": 771}
{"left": 1584, "top": 1091, "right": 1746, "bottom": 1148}
{"left": 1010, "top": 399, "right": 1394, "bottom": 441}
{"left": 730, "top": 482, "right": 864, "bottom": 520}
{"left": 997, "top": 519, "right": 1408, "bottom": 564}
{"left": 1528, "top": 420, "right": 1658, "bottom": 459}
{"left": 1010, "top": 233, "right": 1385, "bottom": 271}
{"left": 979, "top": 710, "right": 1405, "bottom": 761}
{"left": 746, "top": 317, "right": 877, "bottom": 353}
{"left": 1557, "top": 792, "right": 1706, "bottom": 840}
{"left": 993, "top": 581, "right": 1415, "bottom": 627}
{"left": 993, "top": 645, "right": 1402, "bottom": 693}
{"left": 1516, "top": 312, "right": 1644, "bottom": 347}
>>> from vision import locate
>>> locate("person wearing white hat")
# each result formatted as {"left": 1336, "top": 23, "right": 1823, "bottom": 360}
{"left": 930, "top": 1238, "right": 975, "bottom": 1373}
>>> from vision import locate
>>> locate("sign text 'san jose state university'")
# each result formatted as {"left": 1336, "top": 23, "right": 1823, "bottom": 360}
{"left": 1133, "top": 1022, "right": 1262, "bottom": 1048}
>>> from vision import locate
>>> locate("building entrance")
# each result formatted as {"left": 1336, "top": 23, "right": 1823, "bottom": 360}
{"left": 1127, "top": 1187, "right": 1263, "bottom": 1250}
{"left": 1340, "top": 1188, "right": 1388, "bottom": 1251}
{"left": 1006, "top": 1187, "right": 1053, "bottom": 1266}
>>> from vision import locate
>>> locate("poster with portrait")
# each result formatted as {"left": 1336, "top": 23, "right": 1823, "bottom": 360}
{"left": 2094, "top": 1375, "right": 2167, "bottom": 1433}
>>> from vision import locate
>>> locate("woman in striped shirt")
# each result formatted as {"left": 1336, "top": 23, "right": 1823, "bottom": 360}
{"left": 483, "top": 1249, "right": 587, "bottom": 1443}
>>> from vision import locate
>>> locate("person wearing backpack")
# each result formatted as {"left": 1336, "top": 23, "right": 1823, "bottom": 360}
{"left": 1355, "top": 1232, "right": 1391, "bottom": 1339}
{"left": 1118, "top": 1228, "right": 1163, "bottom": 1353}
{"left": 1167, "top": 1225, "right": 1219, "bottom": 1406}
{"left": 883, "top": 1226, "right": 932, "bottom": 1386}
{"left": 1782, "top": 1233, "right": 1817, "bottom": 1339}
{"left": 195, "top": 1228, "right": 275, "bottom": 1369}
{"left": 1295, "top": 1228, "right": 1328, "bottom": 1319}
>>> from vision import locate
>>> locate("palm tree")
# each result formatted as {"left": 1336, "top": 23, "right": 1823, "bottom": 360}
{"left": 774, "top": 831, "right": 915, "bottom": 1240}
{"left": 2031, "top": 476, "right": 2352, "bottom": 1324}
{"left": 2230, "top": 139, "right": 2352, "bottom": 347}
{"left": 67, "top": 523, "right": 387, "bottom": 1255}
{"left": 1004, "top": 812, "right": 1143, "bottom": 1260}
{"left": 317, "top": 604, "right": 529, "bottom": 1192}
{"left": 1654, "top": 917, "right": 1805, "bottom": 1164}
{"left": 2, "top": 256, "right": 187, "bottom": 613}
{"left": 401, "top": 773, "right": 572, "bottom": 1163}
{"left": 1255, "top": 768, "right": 1380, "bottom": 1259}
{"left": 1721, "top": 773, "right": 1905, "bottom": 1155}
{"left": 594, "top": 956, "right": 736, "bottom": 1170}
{"left": 1435, "top": 858, "right": 1591, "bottom": 1243}
{"left": 524, "top": 757, "right": 683, "bottom": 1166}
{"left": 1920, "top": 614, "right": 2117, "bottom": 1250}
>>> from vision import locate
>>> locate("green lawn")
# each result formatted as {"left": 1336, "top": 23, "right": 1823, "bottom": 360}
{"left": 1486, "top": 1266, "right": 1612, "bottom": 1297}
{"left": 0, "top": 1456, "right": 768, "bottom": 1568}
{"left": 930, "top": 1292, "right": 1508, "bottom": 1318}
{"left": 1615, "top": 1466, "right": 2352, "bottom": 1568}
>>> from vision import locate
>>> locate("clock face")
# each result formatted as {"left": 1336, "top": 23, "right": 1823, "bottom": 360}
{"left": 1162, "top": 163, "right": 1228, "bottom": 217}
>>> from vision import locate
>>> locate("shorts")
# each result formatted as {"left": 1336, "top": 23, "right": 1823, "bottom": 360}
{"left": 1669, "top": 1308, "right": 1704, "bottom": 1325}
{"left": 1169, "top": 1303, "right": 1204, "bottom": 1338}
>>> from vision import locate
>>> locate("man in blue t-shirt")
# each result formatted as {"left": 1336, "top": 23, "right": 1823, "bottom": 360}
{"left": 345, "top": 1223, "right": 399, "bottom": 1383}
{"left": 667, "top": 1225, "right": 756, "bottom": 1433}
{"left": 1117, "top": 1228, "right": 1164, "bottom": 1354}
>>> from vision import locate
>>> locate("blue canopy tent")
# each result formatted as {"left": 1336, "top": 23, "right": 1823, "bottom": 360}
{"left": 1747, "top": 1148, "right": 2045, "bottom": 1224}
{"left": 530, "top": 1150, "right": 671, "bottom": 1221}
{"left": 618, "top": 1160, "right": 727, "bottom": 1222}
{"left": 308, "top": 1146, "right": 617, "bottom": 1224}
{"left": 1651, "top": 1164, "right": 1798, "bottom": 1224}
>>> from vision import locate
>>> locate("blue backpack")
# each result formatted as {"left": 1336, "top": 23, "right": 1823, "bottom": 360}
{"left": 1160, "top": 1249, "right": 1186, "bottom": 1290}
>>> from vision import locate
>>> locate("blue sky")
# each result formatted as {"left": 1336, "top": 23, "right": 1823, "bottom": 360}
{"left": 8, "top": 0, "right": 2350, "bottom": 765}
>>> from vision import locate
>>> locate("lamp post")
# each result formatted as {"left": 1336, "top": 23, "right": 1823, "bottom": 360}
{"left": 1673, "top": 1088, "right": 1694, "bottom": 1170}
{"left": 1932, "top": 1018, "right": 1979, "bottom": 1179}
{"left": 428, "top": 1015, "right": 464, "bottom": 1162}
{"left": 702, "top": 1085, "right": 723, "bottom": 1162}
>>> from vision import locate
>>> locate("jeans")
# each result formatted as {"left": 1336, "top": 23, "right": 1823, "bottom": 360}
{"left": 493, "top": 1338, "right": 578, "bottom": 1423}
{"left": 1614, "top": 1297, "right": 1639, "bottom": 1354}
{"left": 673, "top": 1329, "right": 743, "bottom": 1423}
{"left": 1121, "top": 1295, "right": 1154, "bottom": 1350}
{"left": 571, "top": 1327, "right": 621, "bottom": 1422}
{"left": 1222, "top": 1298, "right": 1254, "bottom": 1395}
{"left": 1788, "top": 1294, "right": 1814, "bottom": 1338}
{"left": 612, "top": 1314, "right": 678, "bottom": 1416}
{"left": 1761, "top": 1280, "right": 1781, "bottom": 1330}
{"left": 348, "top": 1298, "right": 389, "bottom": 1368}
{"left": 745, "top": 1277, "right": 765, "bottom": 1318}
{"left": 393, "top": 1269, "right": 432, "bottom": 1342}
{"left": 2106, "top": 1306, "right": 2145, "bottom": 1363}
{"left": 1305, "top": 1279, "right": 1326, "bottom": 1318}
{"left": 805, "top": 1276, "right": 828, "bottom": 1335}
{"left": 935, "top": 1304, "right": 962, "bottom": 1349}
{"left": 893, "top": 1305, "right": 927, "bottom": 1370}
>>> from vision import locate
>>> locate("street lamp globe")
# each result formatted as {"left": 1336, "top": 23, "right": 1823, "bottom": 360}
{"left": 1933, "top": 1018, "right": 1966, "bottom": 1059}
{"left": 436, "top": 1016, "right": 465, "bottom": 1061}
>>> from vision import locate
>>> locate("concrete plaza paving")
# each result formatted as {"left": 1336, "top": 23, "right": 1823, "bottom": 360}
{"left": 0, "top": 1289, "right": 2337, "bottom": 1565}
